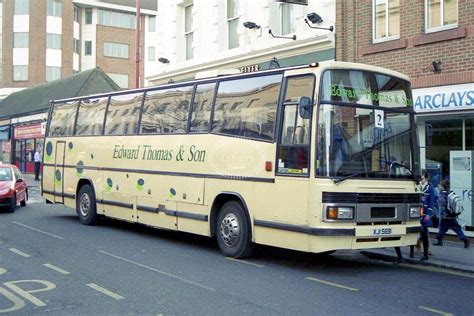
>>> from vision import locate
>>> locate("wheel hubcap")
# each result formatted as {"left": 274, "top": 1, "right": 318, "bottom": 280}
{"left": 79, "top": 193, "right": 90, "bottom": 217}
{"left": 220, "top": 213, "right": 240, "bottom": 247}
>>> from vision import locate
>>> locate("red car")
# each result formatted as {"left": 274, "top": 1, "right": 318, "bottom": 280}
{"left": 0, "top": 164, "right": 28, "bottom": 213}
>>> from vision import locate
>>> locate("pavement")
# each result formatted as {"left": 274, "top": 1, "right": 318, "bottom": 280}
{"left": 24, "top": 172, "right": 41, "bottom": 187}
{"left": 361, "top": 235, "right": 474, "bottom": 274}
{"left": 22, "top": 172, "right": 474, "bottom": 274}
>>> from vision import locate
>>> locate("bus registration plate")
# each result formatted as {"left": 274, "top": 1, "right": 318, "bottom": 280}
{"left": 372, "top": 228, "right": 392, "bottom": 236}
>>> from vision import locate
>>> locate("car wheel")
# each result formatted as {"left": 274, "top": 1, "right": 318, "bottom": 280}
{"left": 76, "top": 184, "right": 98, "bottom": 225}
{"left": 216, "top": 201, "right": 253, "bottom": 258}
{"left": 7, "top": 195, "right": 16, "bottom": 213}
{"left": 20, "top": 190, "right": 27, "bottom": 207}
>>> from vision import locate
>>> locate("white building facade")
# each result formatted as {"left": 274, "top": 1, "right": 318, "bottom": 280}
{"left": 148, "top": 0, "right": 335, "bottom": 86}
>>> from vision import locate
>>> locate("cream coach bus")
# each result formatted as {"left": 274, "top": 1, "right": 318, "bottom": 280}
{"left": 42, "top": 61, "right": 422, "bottom": 258}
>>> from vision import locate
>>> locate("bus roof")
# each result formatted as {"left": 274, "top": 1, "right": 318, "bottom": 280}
{"left": 317, "top": 61, "right": 410, "bottom": 82}
{"left": 51, "top": 61, "right": 410, "bottom": 104}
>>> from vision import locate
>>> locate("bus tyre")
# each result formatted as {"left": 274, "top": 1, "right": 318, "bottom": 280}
{"left": 7, "top": 195, "right": 16, "bottom": 213}
{"left": 216, "top": 201, "right": 253, "bottom": 258}
{"left": 77, "top": 185, "right": 98, "bottom": 225}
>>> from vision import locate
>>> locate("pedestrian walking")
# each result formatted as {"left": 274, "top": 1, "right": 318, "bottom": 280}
{"left": 34, "top": 149, "right": 41, "bottom": 181}
{"left": 394, "top": 247, "right": 403, "bottom": 263}
{"left": 410, "top": 171, "right": 434, "bottom": 261}
{"left": 433, "top": 180, "right": 470, "bottom": 248}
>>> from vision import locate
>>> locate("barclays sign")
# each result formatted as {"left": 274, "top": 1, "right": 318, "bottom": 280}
{"left": 413, "top": 83, "right": 474, "bottom": 113}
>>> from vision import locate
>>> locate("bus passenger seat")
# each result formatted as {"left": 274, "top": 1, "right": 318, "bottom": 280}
{"left": 283, "top": 126, "right": 295, "bottom": 144}
{"left": 294, "top": 126, "right": 307, "bottom": 144}
{"left": 261, "top": 123, "right": 273, "bottom": 139}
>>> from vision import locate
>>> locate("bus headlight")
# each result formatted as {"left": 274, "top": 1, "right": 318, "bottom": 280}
{"left": 409, "top": 206, "right": 421, "bottom": 218}
{"left": 326, "top": 206, "right": 354, "bottom": 220}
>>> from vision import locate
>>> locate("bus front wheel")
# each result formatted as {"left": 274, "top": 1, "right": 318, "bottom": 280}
{"left": 216, "top": 201, "right": 253, "bottom": 258}
{"left": 76, "top": 185, "right": 98, "bottom": 225}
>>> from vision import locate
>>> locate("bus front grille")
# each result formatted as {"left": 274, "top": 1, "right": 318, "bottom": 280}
{"left": 371, "top": 207, "right": 396, "bottom": 218}
{"left": 356, "top": 221, "right": 402, "bottom": 226}
{"left": 322, "top": 192, "right": 420, "bottom": 204}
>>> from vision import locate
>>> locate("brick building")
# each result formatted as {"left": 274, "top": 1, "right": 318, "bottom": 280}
{"left": 0, "top": 0, "right": 158, "bottom": 91}
{"left": 336, "top": 0, "right": 474, "bottom": 229}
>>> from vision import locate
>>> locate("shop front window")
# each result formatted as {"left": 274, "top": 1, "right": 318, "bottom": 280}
{"left": 425, "top": 119, "right": 462, "bottom": 183}
{"left": 465, "top": 118, "right": 474, "bottom": 151}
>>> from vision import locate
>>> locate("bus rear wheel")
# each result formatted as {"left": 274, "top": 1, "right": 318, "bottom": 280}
{"left": 76, "top": 184, "right": 98, "bottom": 225}
{"left": 216, "top": 201, "right": 253, "bottom": 258}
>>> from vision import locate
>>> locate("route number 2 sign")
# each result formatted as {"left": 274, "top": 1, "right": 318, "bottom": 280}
{"left": 374, "top": 109, "right": 384, "bottom": 129}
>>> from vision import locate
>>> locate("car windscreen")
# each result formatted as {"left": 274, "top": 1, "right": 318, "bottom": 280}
{"left": 0, "top": 168, "right": 13, "bottom": 181}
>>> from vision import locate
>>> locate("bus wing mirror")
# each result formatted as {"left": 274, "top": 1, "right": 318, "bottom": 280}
{"left": 299, "top": 96, "right": 313, "bottom": 119}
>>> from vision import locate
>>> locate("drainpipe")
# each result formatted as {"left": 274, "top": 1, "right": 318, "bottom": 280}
{"left": 135, "top": 0, "right": 141, "bottom": 88}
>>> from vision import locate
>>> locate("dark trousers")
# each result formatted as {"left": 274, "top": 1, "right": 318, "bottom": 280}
{"left": 420, "top": 226, "right": 429, "bottom": 256}
{"left": 436, "top": 218, "right": 467, "bottom": 241}
{"left": 410, "top": 226, "right": 429, "bottom": 257}
{"left": 34, "top": 162, "right": 40, "bottom": 180}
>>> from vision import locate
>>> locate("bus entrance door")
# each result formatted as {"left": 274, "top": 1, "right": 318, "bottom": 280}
{"left": 53, "top": 141, "right": 66, "bottom": 203}
{"left": 272, "top": 75, "right": 313, "bottom": 247}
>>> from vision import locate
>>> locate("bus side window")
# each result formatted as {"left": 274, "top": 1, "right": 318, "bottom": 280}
{"left": 190, "top": 83, "right": 216, "bottom": 133}
{"left": 141, "top": 85, "right": 193, "bottom": 134}
{"left": 105, "top": 92, "right": 143, "bottom": 135}
{"left": 212, "top": 74, "right": 282, "bottom": 141}
{"left": 75, "top": 97, "right": 108, "bottom": 136}
{"left": 48, "top": 101, "right": 79, "bottom": 136}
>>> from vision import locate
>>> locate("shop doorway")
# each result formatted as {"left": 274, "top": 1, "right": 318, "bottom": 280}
{"left": 14, "top": 139, "right": 44, "bottom": 174}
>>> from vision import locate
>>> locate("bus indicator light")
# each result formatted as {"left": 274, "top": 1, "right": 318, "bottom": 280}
{"left": 326, "top": 206, "right": 354, "bottom": 220}
{"left": 327, "top": 207, "right": 338, "bottom": 219}
{"left": 265, "top": 161, "right": 272, "bottom": 171}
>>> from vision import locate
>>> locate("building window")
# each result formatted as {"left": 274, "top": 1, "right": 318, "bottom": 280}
{"left": 107, "top": 73, "right": 129, "bottom": 89}
{"left": 13, "top": 65, "right": 28, "bottom": 81}
{"left": 73, "top": 38, "right": 80, "bottom": 54}
{"left": 149, "top": 16, "right": 156, "bottom": 32}
{"left": 84, "top": 41, "right": 92, "bottom": 55}
{"left": 46, "top": 66, "right": 61, "bottom": 82}
{"left": 74, "top": 7, "right": 80, "bottom": 22}
{"left": 85, "top": 8, "right": 93, "bottom": 24}
{"left": 184, "top": 4, "right": 193, "bottom": 60}
{"left": 14, "top": 0, "right": 29, "bottom": 15}
{"left": 13, "top": 32, "right": 29, "bottom": 48}
{"left": 98, "top": 9, "right": 136, "bottom": 30}
{"left": 373, "top": 0, "right": 400, "bottom": 42}
{"left": 280, "top": 3, "right": 293, "bottom": 35}
{"left": 148, "top": 46, "right": 155, "bottom": 61}
{"left": 426, "top": 0, "right": 458, "bottom": 32}
{"left": 104, "top": 42, "right": 129, "bottom": 59}
{"left": 227, "top": 0, "right": 239, "bottom": 49}
{"left": 47, "top": 0, "right": 62, "bottom": 17}
{"left": 425, "top": 119, "right": 462, "bottom": 182}
{"left": 46, "top": 33, "right": 61, "bottom": 49}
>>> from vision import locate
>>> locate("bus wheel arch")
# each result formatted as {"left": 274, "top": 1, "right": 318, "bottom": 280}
{"left": 76, "top": 179, "right": 98, "bottom": 225}
{"left": 211, "top": 193, "right": 253, "bottom": 258}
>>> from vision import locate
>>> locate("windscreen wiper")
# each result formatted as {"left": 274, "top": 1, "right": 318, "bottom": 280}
{"left": 389, "top": 161, "right": 413, "bottom": 176}
{"left": 331, "top": 171, "right": 371, "bottom": 184}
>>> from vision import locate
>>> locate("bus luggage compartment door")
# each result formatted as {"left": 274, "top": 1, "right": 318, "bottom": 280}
{"left": 53, "top": 141, "right": 66, "bottom": 203}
